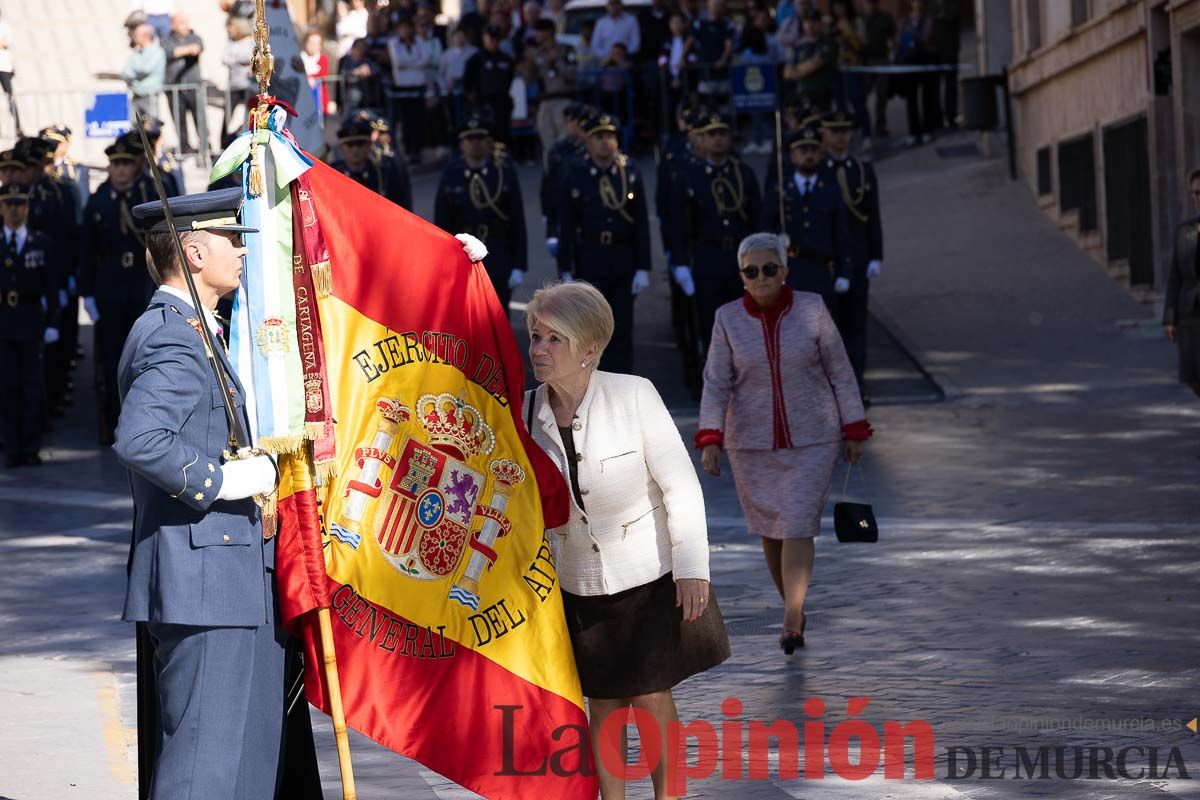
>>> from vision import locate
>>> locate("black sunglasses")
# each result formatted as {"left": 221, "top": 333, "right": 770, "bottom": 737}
{"left": 740, "top": 263, "right": 781, "bottom": 279}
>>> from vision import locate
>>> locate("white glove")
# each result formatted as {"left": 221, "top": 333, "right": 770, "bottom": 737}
{"left": 43, "top": 327, "right": 60, "bottom": 344}
{"left": 508, "top": 269, "right": 524, "bottom": 290}
{"left": 455, "top": 233, "right": 488, "bottom": 263}
{"left": 58, "top": 289, "right": 69, "bottom": 308}
{"left": 83, "top": 296, "right": 100, "bottom": 323}
{"left": 672, "top": 266, "right": 695, "bottom": 297}
{"left": 834, "top": 277, "right": 851, "bottom": 294}
{"left": 216, "top": 453, "right": 279, "bottom": 501}
{"left": 560, "top": 271, "right": 574, "bottom": 283}
{"left": 545, "top": 237, "right": 558, "bottom": 258}
{"left": 631, "top": 269, "right": 650, "bottom": 295}
{"left": 866, "top": 260, "right": 882, "bottom": 279}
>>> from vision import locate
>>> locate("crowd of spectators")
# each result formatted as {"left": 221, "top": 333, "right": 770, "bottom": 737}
{"left": 114, "top": 0, "right": 962, "bottom": 164}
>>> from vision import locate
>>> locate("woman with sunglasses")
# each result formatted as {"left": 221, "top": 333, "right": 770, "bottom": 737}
{"left": 697, "top": 231, "right": 871, "bottom": 654}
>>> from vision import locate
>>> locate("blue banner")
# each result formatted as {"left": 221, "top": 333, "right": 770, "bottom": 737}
{"left": 730, "top": 64, "right": 777, "bottom": 112}
{"left": 84, "top": 93, "right": 131, "bottom": 138}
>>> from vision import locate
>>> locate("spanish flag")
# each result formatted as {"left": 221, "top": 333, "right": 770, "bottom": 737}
{"left": 275, "top": 160, "right": 594, "bottom": 798}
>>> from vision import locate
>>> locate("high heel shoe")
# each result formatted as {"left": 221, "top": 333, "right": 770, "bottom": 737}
{"left": 779, "top": 614, "right": 807, "bottom": 655}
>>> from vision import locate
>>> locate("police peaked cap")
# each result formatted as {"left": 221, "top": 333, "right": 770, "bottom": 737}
{"left": 337, "top": 117, "right": 374, "bottom": 142}
{"left": 132, "top": 187, "right": 258, "bottom": 235}
{"left": 584, "top": 112, "right": 619, "bottom": 136}
{"left": 458, "top": 108, "right": 495, "bottom": 138}
{"left": 693, "top": 112, "right": 731, "bottom": 133}
{"left": 0, "top": 182, "right": 30, "bottom": 201}
{"left": 13, "top": 137, "right": 53, "bottom": 167}
{"left": 139, "top": 116, "right": 166, "bottom": 140}
{"left": 105, "top": 135, "right": 145, "bottom": 161}
{"left": 787, "top": 128, "right": 821, "bottom": 149}
{"left": 821, "top": 110, "right": 854, "bottom": 129}
{"left": 39, "top": 124, "right": 72, "bottom": 143}
{"left": 0, "top": 149, "right": 25, "bottom": 169}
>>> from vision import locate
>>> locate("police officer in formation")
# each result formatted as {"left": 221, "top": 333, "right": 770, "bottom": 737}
{"left": 79, "top": 135, "right": 157, "bottom": 445}
{"left": 819, "top": 110, "right": 883, "bottom": 390}
{"left": 131, "top": 118, "right": 184, "bottom": 197}
{"left": 0, "top": 183, "right": 61, "bottom": 467}
{"left": 41, "top": 124, "right": 90, "bottom": 217}
{"left": 762, "top": 125, "right": 851, "bottom": 308}
{"left": 330, "top": 116, "right": 412, "bottom": 210}
{"left": 669, "top": 111, "right": 762, "bottom": 351}
{"left": 556, "top": 111, "right": 651, "bottom": 374}
{"left": 435, "top": 109, "right": 527, "bottom": 315}
{"left": 541, "top": 102, "right": 587, "bottom": 260}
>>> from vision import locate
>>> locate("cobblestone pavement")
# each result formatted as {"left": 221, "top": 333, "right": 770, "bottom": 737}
{"left": 2, "top": 140, "right": 1199, "bottom": 800}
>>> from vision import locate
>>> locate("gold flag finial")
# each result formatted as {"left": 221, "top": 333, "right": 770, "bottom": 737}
{"left": 251, "top": 0, "right": 274, "bottom": 97}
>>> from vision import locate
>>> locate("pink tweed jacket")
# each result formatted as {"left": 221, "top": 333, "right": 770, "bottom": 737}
{"left": 697, "top": 288, "right": 869, "bottom": 450}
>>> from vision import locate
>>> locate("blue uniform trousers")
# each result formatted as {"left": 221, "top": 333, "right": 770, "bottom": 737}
{"left": 0, "top": 337, "right": 45, "bottom": 460}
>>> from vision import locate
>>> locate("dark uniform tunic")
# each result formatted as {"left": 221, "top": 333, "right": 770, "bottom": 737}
{"left": 372, "top": 143, "right": 414, "bottom": 211}
{"left": 462, "top": 49, "right": 516, "bottom": 144}
{"left": 434, "top": 152, "right": 527, "bottom": 315}
{"left": 0, "top": 227, "right": 60, "bottom": 462}
{"left": 27, "top": 175, "right": 78, "bottom": 415}
{"left": 761, "top": 170, "right": 851, "bottom": 307}
{"left": 656, "top": 134, "right": 705, "bottom": 393}
{"left": 670, "top": 156, "right": 762, "bottom": 350}
{"left": 329, "top": 157, "right": 412, "bottom": 210}
{"left": 820, "top": 153, "right": 882, "bottom": 386}
{"left": 557, "top": 153, "right": 651, "bottom": 374}
{"left": 540, "top": 136, "right": 583, "bottom": 243}
{"left": 79, "top": 176, "right": 157, "bottom": 442}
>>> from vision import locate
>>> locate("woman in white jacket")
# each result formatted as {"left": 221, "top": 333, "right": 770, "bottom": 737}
{"left": 524, "top": 281, "right": 730, "bottom": 799}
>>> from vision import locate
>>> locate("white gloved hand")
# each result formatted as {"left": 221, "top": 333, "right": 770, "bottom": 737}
{"left": 43, "top": 327, "right": 60, "bottom": 345}
{"left": 58, "top": 289, "right": 69, "bottom": 308}
{"left": 83, "top": 296, "right": 100, "bottom": 323}
{"left": 866, "top": 260, "right": 882, "bottom": 279}
{"left": 631, "top": 269, "right": 650, "bottom": 295}
{"left": 560, "top": 271, "right": 574, "bottom": 283}
{"left": 834, "top": 277, "right": 851, "bottom": 294}
{"left": 216, "top": 454, "right": 279, "bottom": 501}
{"left": 545, "top": 237, "right": 558, "bottom": 258}
{"left": 672, "top": 266, "right": 695, "bottom": 297}
{"left": 455, "top": 233, "right": 488, "bottom": 263}
{"left": 508, "top": 269, "right": 524, "bottom": 290}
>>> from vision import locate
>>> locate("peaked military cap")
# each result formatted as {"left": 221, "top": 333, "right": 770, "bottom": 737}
{"left": 584, "top": 112, "right": 619, "bottom": 136}
{"left": 0, "top": 183, "right": 30, "bottom": 202}
{"left": 39, "top": 124, "right": 72, "bottom": 143}
{"left": 132, "top": 187, "right": 258, "bottom": 234}
{"left": 13, "top": 137, "right": 52, "bottom": 167}
{"left": 821, "top": 110, "right": 854, "bottom": 129}
{"left": 458, "top": 108, "right": 495, "bottom": 138}
{"left": 337, "top": 116, "right": 374, "bottom": 142}
{"left": 693, "top": 111, "right": 731, "bottom": 133}
{"left": 105, "top": 134, "right": 145, "bottom": 161}
{"left": 0, "top": 150, "right": 23, "bottom": 169}
{"left": 787, "top": 127, "right": 821, "bottom": 149}
{"left": 139, "top": 116, "right": 166, "bottom": 140}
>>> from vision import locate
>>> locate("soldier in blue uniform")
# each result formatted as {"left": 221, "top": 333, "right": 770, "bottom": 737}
{"left": 42, "top": 124, "right": 90, "bottom": 217}
{"left": 820, "top": 110, "right": 883, "bottom": 390}
{"left": 669, "top": 111, "right": 762, "bottom": 350}
{"left": 133, "top": 119, "right": 184, "bottom": 197}
{"left": 761, "top": 126, "right": 851, "bottom": 307}
{"left": 540, "top": 102, "right": 588, "bottom": 259}
{"left": 80, "top": 136, "right": 157, "bottom": 445}
{"left": 114, "top": 187, "right": 289, "bottom": 800}
{"left": 329, "top": 116, "right": 412, "bottom": 210}
{"left": 0, "top": 183, "right": 61, "bottom": 467}
{"left": 557, "top": 111, "right": 652, "bottom": 374}
{"left": 435, "top": 110, "right": 527, "bottom": 317}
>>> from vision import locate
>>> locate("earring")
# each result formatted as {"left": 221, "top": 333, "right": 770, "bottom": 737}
{"left": 581, "top": 360, "right": 589, "bottom": 368}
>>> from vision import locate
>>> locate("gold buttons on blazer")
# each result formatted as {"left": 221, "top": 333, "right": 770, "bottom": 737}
{"left": 592, "top": 543, "right": 600, "bottom": 552}
{"left": 575, "top": 452, "right": 583, "bottom": 462}
{"left": 580, "top": 488, "right": 589, "bottom": 496}
{"left": 223, "top": 534, "right": 230, "bottom": 542}
{"left": 572, "top": 421, "right": 582, "bottom": 431}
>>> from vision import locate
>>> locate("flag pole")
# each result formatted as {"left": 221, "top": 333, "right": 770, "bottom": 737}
{"left": 250, "top": 3, "right": 356, "bottom": 798}
{"left": 774, "top": 108, "right": 790, "bottom": 249}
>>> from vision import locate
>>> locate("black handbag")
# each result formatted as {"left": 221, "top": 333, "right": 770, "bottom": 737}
{"left": 834, "top": 464, "right": 878, "bottom": 543}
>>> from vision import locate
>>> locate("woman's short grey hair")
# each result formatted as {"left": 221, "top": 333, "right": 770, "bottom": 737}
{"left": 738, "top": 232, "right": 787, "bottom": 267}
{"left": 525, "top": 280, "right": 614, "bottom": 364}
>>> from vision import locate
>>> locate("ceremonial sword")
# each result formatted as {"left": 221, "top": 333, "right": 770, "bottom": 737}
{"left": 133, "top": 112, "right": 252, "bottom": 455}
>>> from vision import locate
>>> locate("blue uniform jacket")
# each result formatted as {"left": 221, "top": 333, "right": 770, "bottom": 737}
{"left": 819, "top": 154, "right": 883, "bottom": 276}
{"left": 114, "top": 290, "right": 272, "bottom": 628}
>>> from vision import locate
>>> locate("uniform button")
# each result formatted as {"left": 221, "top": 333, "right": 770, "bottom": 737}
{"left": 222, "top": 534, "right": 230, "bottom": 542}
{"left": 576, "top": 452, "right": 583, "bottom": 462}
{"left": 572, "top": 421, "right": 581, "bottom": 431}
{"left": 580, "top": 488, "right": 590, "bottom": 496}
{"left": 580, "top": 515, "right": 588, "bottom": 524}
{"left": 592, "top": 543, "right": 600, "bottom": 552}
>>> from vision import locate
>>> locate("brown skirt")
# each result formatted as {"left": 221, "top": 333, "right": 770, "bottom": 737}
{"left": 562, "top": 572, "right": 731, "bottom": 700}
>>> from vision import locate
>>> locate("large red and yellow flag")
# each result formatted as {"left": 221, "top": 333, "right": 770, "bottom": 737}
{"left": 275, "top": 160, "right": 595, "bottom": 798}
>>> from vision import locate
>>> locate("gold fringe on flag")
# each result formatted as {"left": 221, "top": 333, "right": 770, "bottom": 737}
{"left": 259, "top": 434, "right": 307, "bottom": 454}
{"left": 305, "top": 421, "right": 326, "bottom": 441}
{"left": 312, "top": 260, "right": 332, "bottom": 298}
{"left": 314, "top": 459, "right": 339, "bottom": 486}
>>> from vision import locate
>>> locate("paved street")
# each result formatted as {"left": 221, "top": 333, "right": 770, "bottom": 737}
{"left": 2, "top": 136, "right": 1199, "bottom": 800}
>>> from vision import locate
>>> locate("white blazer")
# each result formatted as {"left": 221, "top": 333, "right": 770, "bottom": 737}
{"left": 528, "top": 371, "right": 710, "bottom": 596}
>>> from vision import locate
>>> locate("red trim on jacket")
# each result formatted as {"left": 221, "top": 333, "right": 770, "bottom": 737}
{"left": 743, "top": 287, "right": 794, "bottom": 449}
{"left": 842, "top": 420, "right": 874, "bottom": 441}
{"left": 694, "top": 428, "right": 724, "bottom": 449}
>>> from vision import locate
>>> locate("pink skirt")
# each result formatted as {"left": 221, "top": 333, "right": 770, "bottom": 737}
{"left": 727, "top": 443, "right": 841, "bottom": 539}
